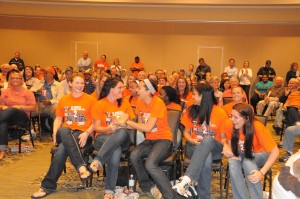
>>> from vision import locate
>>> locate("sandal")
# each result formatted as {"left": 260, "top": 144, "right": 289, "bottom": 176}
{"left": 79, "top": 170, "right": 92, "bottom": 183}
{"left": 88, "top": 160, "right": 102, "bottom": 173}
{"left": 104, "top": 193, "right": 113, "bottom": 199}
{"left": 0, "top": 151, "right": 5, "bottom": 160}
{"left": 31, "top": 188, "right": 51, "bottom": 198}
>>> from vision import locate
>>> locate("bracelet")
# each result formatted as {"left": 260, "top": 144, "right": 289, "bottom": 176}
{"left": 259, "top": 170, "right": 264, "bottom": 176}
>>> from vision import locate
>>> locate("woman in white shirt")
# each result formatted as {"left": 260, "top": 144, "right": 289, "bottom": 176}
{"left": 238, "top": 61, "right": 252, "bottom": 101}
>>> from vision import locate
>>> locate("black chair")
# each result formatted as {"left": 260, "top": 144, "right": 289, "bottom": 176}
{"left": 223, "top": 97, "right": 233, "bottom": 106}
{"left": 8, "top": 115, "right": 35, "bottom": 153}
{"left": 160, "top": 109, "right": 182, "bottom": 184}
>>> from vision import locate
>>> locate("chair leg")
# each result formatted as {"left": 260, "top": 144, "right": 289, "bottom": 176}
{"left": 18, "top": 130, "right": 22, "bottom": 153}
{"left": 220, "top": 164, "right": 223, "bottom": 199}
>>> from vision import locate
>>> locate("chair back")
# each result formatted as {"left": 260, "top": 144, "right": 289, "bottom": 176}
{"left": 254, "top": 115, "right": 268, "bottom": 126}
{"left": 167, "top": 109, "right": 182, "bottom": 150}
{"left": 223, "top": 97, "right": 233, "bottom": 105}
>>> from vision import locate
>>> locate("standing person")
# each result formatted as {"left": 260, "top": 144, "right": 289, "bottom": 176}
{"left": 31, "top": 74, "right": 97, "bottom": 198}
{"left": 223, "top": 103, "right": 279, "bottom": 199}
{"left": 257, "top": 60, "right": 276, "bottom": 81}
{"left": 224, "top": 58, "right": 238, "bottom": 78}
{"left": 87, "top": 78, "right": 136, "bottom": 199}
{"left": 285, "top": 62, "right": 299, "bottom": 85}
{"left": 238, "top": 61, "right": 253, "bottom": 101}
{"left": 130, "top": 56, "right": 144, "bottom": 77}
{"left": 0, "top": 69, "right": 36, "bottom": 160}
{"left": 77, "top": 51, "right": 91, "bottom": 72}
{"left": 110, "top": 58, "right": 122, "bottom": 76}
{"left": 195, "top": 58, "right": 211, "bottom": 81}
{"left": 9, "top": 51, "right": 25, "bottom": 71}
{"left": 94, "top": 54, "right": 109, "bottom": 73}
{"left": 172, "top": 83, "right": 228, "bottom": 198}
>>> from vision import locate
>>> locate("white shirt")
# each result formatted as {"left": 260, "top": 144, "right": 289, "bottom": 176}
{"left": 224, "top": 66, "right": 238, "bottom": 78}
{"left": 238, "top": 68, "right": 253, "bottom": 85}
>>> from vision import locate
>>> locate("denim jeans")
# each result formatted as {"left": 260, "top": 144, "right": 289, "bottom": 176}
{"left": 41, "top": 127, "right": 92, "bottom": 191}
{"left": 130, "top": 139, "right": 181, "bottom": 199}
{"left": 229, "top": 151, "right": 269, "bottom": 199}
{"left": 0, "top": 108, "right": 28, "bottom": 149}
{"left": 283, "top": 125, "right": 300, "bottom": 153}
{"left": 94, "top": 128, "right": 131, "bottom": 194}
{"left": 185, "top": 136, "right": 223, "bottom": 199}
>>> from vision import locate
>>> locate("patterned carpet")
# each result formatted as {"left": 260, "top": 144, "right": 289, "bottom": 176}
{"left": 1, "top": 121, "right": 299, "bottom": 199}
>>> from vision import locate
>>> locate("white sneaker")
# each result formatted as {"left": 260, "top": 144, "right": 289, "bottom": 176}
{"left": 150, "top": 186, "right": 162, "bottom": 199}
{"left": 172, "top": 177, "right": 191, "bottom": 197}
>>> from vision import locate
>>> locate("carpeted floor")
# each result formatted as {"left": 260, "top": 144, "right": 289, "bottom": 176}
{"left": 0, "top": 121, "right": 299, "bottom": 199}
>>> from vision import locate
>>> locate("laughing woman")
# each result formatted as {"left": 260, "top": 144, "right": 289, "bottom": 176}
{"left": 223, "top": 103, "right": 279, "bottom": 199}
{"left": 0, "top": 69, "right": 36, "bottom": 160}
{"left": 88, "top": 78, "right": 136, "bottom": 199}
{"left": 32, "top": 74, "right": 96, "bottom": 198}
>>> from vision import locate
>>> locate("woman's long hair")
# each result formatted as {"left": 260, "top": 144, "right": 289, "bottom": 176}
{"left": 188, "top": 83, "right": 217, "bottom": 125}
{"left": 95, "top": 72, "right": 111, "bottom": 100}
{"left": 231, "top": 103, "right": 255, "bottom": 159}
{"left": 23, "top": 66, "right": 35, "bottom": 80}
{"left": 100, "top": 77, "right": 123, "bottom": 107}
{"left": 175, "top": 77, "right": 190, "bottom": 99}
{"left": 161, "top": 86, "right": 181, "bottom": 105}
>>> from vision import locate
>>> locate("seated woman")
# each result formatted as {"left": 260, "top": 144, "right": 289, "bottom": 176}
{"left": 89, "top": 78, "right": 136, "bottom": 199}
{"left": 0, "top": 69, "right": 36, "bottom": 160}
{"left": 159, "top": 86, "right": 181, "bottom": 111}
{"left": 31, "top": 74, "right": 97, "bottom": 198}
{"left": 123, "top": 80, "right": 139, "bottom": 107}
{"left": 222, "top": 86, "right": 247, "bottom": 116}
{"left": 223, "top": 103, "right": 279, "bottom": 199}
{"left": 209, "top": 76, "right": 223, "bottom": 106}
{"left": 175, "top": 77, "right": 193, "bottom": 104}
{"left": 23, "top": 66, "right": 40, "bottom": 91}
{"left": 172, "top": 83, "right": 228, "bottom": 198}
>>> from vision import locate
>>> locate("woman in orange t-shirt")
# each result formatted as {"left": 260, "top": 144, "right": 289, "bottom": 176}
{"left": 175, "top": 77, "right": 193, "bottom": 103}
{"left": 159, "top": 86, "right": 182, "bottom": 111}
{"left": 123, "top": 80, "right": 139, "bottom": 107}
{"left": 222, "top": 86, "right": 246, "bottom": 116}
{"left": 88, "top": 78, "right": 135, "bottom": 198}
{"left": 223, "top": 103, "right": 279, "bottom": 199}
{"left": 119, "top": 79, "right": 179, "bottom": 199}
{"left": 32, "top": 74, "right": 97, "bottom": 198}
{"left": 172, "top": 83, "right": 228, "bottom": 198}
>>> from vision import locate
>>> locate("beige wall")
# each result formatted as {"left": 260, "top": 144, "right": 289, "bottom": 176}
{"left": 0, "top": 16, "right": 300, "bottom": 81}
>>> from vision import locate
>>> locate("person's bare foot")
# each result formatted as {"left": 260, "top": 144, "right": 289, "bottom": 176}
{"left": 89, "top": 160, "right": 102, "bottom": 173}
{"left": 31, "top": 188, "right": 51, "bottom": 198}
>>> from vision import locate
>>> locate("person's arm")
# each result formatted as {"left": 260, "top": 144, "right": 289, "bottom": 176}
{"left": 52, "top": 116, "right": 63, "bottom": 145}
{"left": 126, "top": 116, "right": 157, "bottom": 133}
{"left": 93, "top": 119, "right": 117, "bottom": 133}
{"left": 248, "top": 146, "right": 279, "bottom": 183}
{"left": 183, "top": 127, "right": 201, "bottom": 145}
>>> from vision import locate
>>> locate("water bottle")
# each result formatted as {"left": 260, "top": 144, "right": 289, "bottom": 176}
{"left": 128, "top": 174, "right": 135, "bottom": 193}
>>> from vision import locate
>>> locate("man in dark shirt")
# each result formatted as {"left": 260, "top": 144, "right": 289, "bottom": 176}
{"left": 9, "top": 51, "right": 25, "bottom": 71}
{"left": 257, "top": 59, "right": 276, "bottom": 81}
{"left": 195, "top": 58, "right": 211, "bottom": 81}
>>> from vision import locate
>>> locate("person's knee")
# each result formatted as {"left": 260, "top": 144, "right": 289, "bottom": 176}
{"left": 145, "top": 159, "right": 157, "bottom": 173}
{"left": 130, "top": 150, "right": 139, "bottom": 164}
{"left": 242, "top": 158, "right": 257, "bottom": 175}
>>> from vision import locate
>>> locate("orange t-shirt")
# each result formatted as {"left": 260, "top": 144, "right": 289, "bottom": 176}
{"left": 92, "top": 97, "right": 136, "bottom": 137}
{"left": 136, "top": 96, "right": 172, "bottom": 141}
{"left": 56, "top": 93, "right": 97, "bottom": 132}
{"left": 122, "top": 88, "right": 131, "bottom": 98}
{"left": 167, "top": 102, "right": 182, "bottom": 111}
{"left": 180, "top": 92, "right": 193, "bottom": 103}
{"left": 224, "top": 119, "right": 276, "bottom": 153}
{"left": 94, "top": 60, "right": 109, "bottom": 71}
{"left": 123, "top": 95, "right": 139, "bottom": 107}
{"left": 181, "top": 105, "right": 228, "bottom": 143}
{"left": 130, "top": 62, "right": 144, "bottom": 76}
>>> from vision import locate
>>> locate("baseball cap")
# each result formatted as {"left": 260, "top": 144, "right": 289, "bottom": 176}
{"left": 43, "top": 67, "right": 55, "bottom": 75}
{"left": 84, "top": 69, "right": 92, "bottom": 74}
{"left": 121, "top": 69, "right": 127, "bottom": 72}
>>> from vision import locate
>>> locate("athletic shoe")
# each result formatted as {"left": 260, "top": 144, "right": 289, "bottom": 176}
{"left": 150, "top": 186, "right": 162, "bottom": 199}
{"left": 172, "top": 177, "right": 191, "bottom": 197}
{"left": 279, "top": 152, "right": 291, "bottom": 162}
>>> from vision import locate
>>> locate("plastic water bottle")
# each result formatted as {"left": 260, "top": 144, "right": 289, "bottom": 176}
{"left": 128, "top": 174, "right": 135, "bottom": 193}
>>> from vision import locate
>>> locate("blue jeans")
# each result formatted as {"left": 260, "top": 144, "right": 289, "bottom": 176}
{"left": 0, "top": 108, "right": 28, "bottom": 149}
{"left": 41, "top": 127, "right": 92, "bottom": 191}
{"left": 94, "top": 128, "right": 131, "bottom": 194}
{"left": 130, "top": 139, "right": 180, "bottom": 199}
{"left": 185, "top": 136, "right": 223, "bottom": 199}
{"left": 283, "top": 125, "right": 300, "bottom": 153}
{"left": 229, "top": 151, "right": 269, "bottom": 199}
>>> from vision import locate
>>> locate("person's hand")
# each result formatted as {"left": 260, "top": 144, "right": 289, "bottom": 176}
{"left": 42, "top": 100, "right": 51, "bottom": 105}
{"left": 0, "top": 105, "right": 8, "bottom": 110}
{"left": 109, "top": 123, "right": 118, "bottom": 132}
{"left": 78, "top": 132, "right": 89, "bottom": 148}
{"left": 114, "top": 114, "right": 129, "bottom": 126}
{"left": 248, "top": 170, "right": 264, "bottom": 183}
{"left": 222, "top": 143, "right": 234, "bottom": 158}
{"left": 264, "top": 97, "right": 269, "bottom": 102}
{"left": 188, "top": 137, "right": 202, "bottom": 145}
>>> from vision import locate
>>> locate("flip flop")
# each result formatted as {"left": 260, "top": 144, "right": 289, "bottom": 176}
{"left": 88, "top": 160, "right": 102, "bottom": 173}
{"left": 79, "top": 170, "right": 92, "bottom": 183}
{"left": 31, "top": 189, "right": 52, "bottom": 198}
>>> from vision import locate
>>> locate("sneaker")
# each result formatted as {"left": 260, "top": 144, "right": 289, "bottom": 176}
{"left": 272, "top": 125, "right": 281, "bottom": 135}
{"left": 150, "top": 186, "right": 162, "bottom": 199}
{"left": 172, "top": 177, "right": 191, "bottom": 197}
{"left": 279, "top": 152, "right": 291, "bottom": 162}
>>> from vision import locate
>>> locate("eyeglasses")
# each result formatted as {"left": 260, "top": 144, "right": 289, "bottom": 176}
{"left": 10, "top": 77, "right": 22, "bottom": 80}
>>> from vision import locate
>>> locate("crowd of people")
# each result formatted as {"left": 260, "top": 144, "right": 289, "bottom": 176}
{"left": 0, "top": 51, "right": 299, "bottom": 199}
